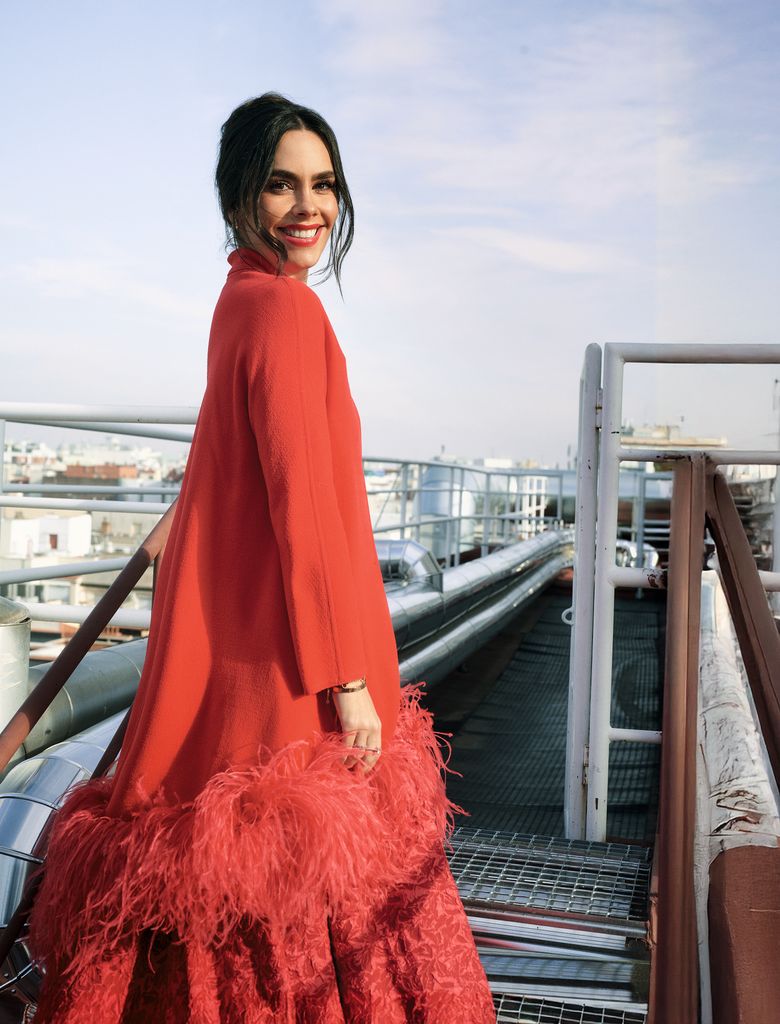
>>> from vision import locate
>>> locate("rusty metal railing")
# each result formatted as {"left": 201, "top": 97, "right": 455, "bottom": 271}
{"left": 647, "top": 457, "right": 706, "bottom": 1024}
{"left": 0, "top": 503, "right": 176, "bottom": 966}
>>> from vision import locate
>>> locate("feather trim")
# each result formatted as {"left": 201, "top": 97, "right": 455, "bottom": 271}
{"left": 28, "top": 683, "right": 466, "bottom": 992}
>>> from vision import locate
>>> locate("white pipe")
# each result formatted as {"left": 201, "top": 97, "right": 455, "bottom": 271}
{"left": 0, "top": 558, "right": 132, "bottom": 586}
{"left": 0, "top": 402, "right": 198, "bottom": 423}
{"left": 608, "top": 566, "right": 667, "bottom": 589}
{"left": 608, "top": 727, "right": 662, "bottom": 744}
{"left": 619, "top": 447, "right": 780, "bottom": 466}
{"left": 0, "top": 496, "right": 170, "bottom": 514}
{"left": 609, "top": 343, "right": 780, "bottom": 364}
{"left": 587, "top": 345, "right": 624, "bottom": 841}
{"left": 16, "top": 601, "right": 151, "bottom": 629}
{"left": 27, "top": 420, "right": 194, "bottom": 442}
{"left": 759, "top": 570, "right": 780, "bottom": 593}
{"left": 564, "top": 343, "right": 601, "bottom": 839}
{"left": 0, "top": 599, "right": 30, "bottom": 734}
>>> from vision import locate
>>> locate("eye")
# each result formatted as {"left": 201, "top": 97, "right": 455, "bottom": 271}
{"left": 266, "top": 178, "right": 292, "bottom": 193}
{"left": 314, "top": 180, "right": 336, "bottom": 192}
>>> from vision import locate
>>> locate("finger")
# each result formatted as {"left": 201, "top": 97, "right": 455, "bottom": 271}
{"left": 341, "top": 727, "right": 362, "bottom": 769}
{"left": 346, "top": 730, "right": 372, "bottom": 771}
{"left": 360, "top": 727, "right": 382, "bottom": 775}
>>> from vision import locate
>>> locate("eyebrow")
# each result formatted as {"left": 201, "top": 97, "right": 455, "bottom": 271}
{"left": 268, "top": 168, "right": 335, "bottom": 182}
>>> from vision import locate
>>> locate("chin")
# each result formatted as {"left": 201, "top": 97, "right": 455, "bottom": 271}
{"left": 287, "top": 249, "right": 327, "bottom": 273}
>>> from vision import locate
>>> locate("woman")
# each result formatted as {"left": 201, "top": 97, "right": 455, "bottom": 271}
{"left": 28, "top": 93, "right": 496, "bottom": 1023}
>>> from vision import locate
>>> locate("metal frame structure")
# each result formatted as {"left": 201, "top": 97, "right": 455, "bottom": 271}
{"left": 566, "top": 343, "right": 780, "bottom": 843}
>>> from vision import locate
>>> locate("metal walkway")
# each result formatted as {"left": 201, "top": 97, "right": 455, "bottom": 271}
{"left": 430, "top": 588, "right": 665, "bottom": 1021}
{"left": 431, "top": 590, "right": 664, "bottom": 842}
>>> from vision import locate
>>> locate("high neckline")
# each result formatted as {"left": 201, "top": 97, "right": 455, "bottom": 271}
{"left": 227, "top": 247, "right": 277, "bottom": 276}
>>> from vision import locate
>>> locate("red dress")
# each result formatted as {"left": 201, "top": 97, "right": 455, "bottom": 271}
{"left": 27, "top": 247, "right": 496, "bottom": 1023}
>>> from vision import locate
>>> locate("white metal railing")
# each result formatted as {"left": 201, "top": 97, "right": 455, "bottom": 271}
{"left": 566, "top": 343, "right": 780, "bottom": 842}
{"left": 0, "top": 402, "right": 577, "bottom": 623}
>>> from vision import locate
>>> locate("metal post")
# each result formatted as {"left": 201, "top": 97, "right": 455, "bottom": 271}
{"left": 564, "top": 343, "right": 602, "bottom": 839}
{"left": 399, "top": 462, "right": 409, "bottom": 541}
{"left": 0, "top": 597, "right": 30, "bottom": 735}
{"left": 504, "top": 472, "right": 511, "bottom": 543}
{"left": 445, "top": 465, "right": 454, "bottom": 567}
{"left": 637, "top": 468, "right": 647, "bottom": 566}
{"left": 482, "top": 473, "right": 492, "bottom": 556}
{"left": 586, "top": 344, "right": 624, "bottom": 841}
{"left": 455, "top": 466, "right": 464, "bottom": 566}
{"left": 414, "top": 463, "right": 421, "bottom": 545}
{"left": 556, "top": 472, "right": 563, "bottom": 528}
{"left": 769, "top": 468, "right": 773, "bottom": 610}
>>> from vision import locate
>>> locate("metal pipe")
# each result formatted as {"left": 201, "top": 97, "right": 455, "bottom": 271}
{"left": 0, "top": 558, "right": 131, "bottom": 586}
{"left": 586, "top": 345, "right": 624, "bottom": 842}
{"left": 564, "top": 343, "right": 601, "bottom": 840}
{"left": 0, "top": 401, "right": 198, "bottom": 422}
{"left": 608, "top": 567, "right": 668, "bottom": 590}
{"left": 0, "top": 502, "right": 176, "bottom": 773}
{"left": 759, "top": 570, "right": 780, "bottom": 592}
{"left": 0, "top": 496, "right": 170, "bottom": 514}
{"left": 620, "top": 447, "right": 780, "bottom": 466}
{"left": 0, "top": 599, "right": 30, "bottom": 735}
{"left": 773, "top": 471, "right": 780, "bottom": 612}
{"left": 608, "top": 343, "right": 780, "bottom": 364}
{"left": 648, "top": 457, "right": 705, "bottom": 1024}
{"left": 13, "top": 601, "right": 151, "bottom": 629}
{"left": 9, "top": 483, "right": 180, "bottom": 495}
{"left": 608, "top": 727, "right": 662, "bottom": 744}
{"left": 23, "top": 420, "right": 194, "bottom": 443}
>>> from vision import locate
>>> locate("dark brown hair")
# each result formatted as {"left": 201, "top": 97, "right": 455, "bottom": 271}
{"left": 215, "top": 92, "right": 354, "bottom": 288}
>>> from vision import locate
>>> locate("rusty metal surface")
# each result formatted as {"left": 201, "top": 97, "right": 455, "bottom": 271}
{"left": 0, "top": 502, "right": 176, "bottom": 775}
{"left": 647, "top": 457, "right": 704, "bottom": 1024}
{"left": 708, "top": 844, "right": 780, "bottom": 1024}
{"left": 705, "top": 469, "right": 780, "bottom": 789}
{"left": 0, "top": 504, "right": 176, "bottom": 969}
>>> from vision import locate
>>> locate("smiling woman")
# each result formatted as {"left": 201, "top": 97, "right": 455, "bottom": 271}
{"left": 26, "top": 92, "right": 496, "bottom": 1024}
{"left": 216, "top": 91, "right": 355, "bottom": 287}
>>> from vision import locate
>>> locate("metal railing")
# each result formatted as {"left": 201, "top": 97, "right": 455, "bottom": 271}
{"left": 0, "top": 403, "right": 572, "bottom": 621}
{"left": 565, "top": 343, "right": 780, "bottom": 845}
{"left": 564, "top": 342, "right": 780, "bottom": 1024}
{"left": 1, "top": 402, "right": 677, "bottom": 631}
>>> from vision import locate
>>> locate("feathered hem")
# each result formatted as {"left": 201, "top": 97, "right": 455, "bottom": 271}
{"left": 27, "top": 684, "right": 469, "bottom": 996}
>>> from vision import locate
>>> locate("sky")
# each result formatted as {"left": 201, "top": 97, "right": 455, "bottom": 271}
{"left": 1, "top": 0, "right": 779, "bottom": 466}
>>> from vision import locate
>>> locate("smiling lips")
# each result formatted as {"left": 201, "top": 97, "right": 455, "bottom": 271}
{"left": 278, "top": 224, "right": 325, "bottom": 248}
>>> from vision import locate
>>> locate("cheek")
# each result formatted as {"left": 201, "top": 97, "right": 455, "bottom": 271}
{"left": 322, "top": 196, "right": 339, "bottom": 224}
{"left": 257, "top": 195, "right": 286, "bottom": 227}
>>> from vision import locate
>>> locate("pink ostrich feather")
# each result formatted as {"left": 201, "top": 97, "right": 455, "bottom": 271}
{"left": 27, "top": 683, "right": 467, "bottom": 1016}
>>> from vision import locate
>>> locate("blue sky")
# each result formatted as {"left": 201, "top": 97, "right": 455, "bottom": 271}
{"left": 1, "top": 0, "right": 778, "bottom": 464}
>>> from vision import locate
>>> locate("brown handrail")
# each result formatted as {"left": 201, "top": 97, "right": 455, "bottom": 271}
{"left": 0, "top": 504, "right": 176, "bottom": 969}
{"left": 648, "top": 456, "right": 704, "bottom": 1024}
{"left": 0, "top": 501, "right": 176, "bottom": 774}
{"left": 705, "top": 468, "right": 780, "bottom": 786}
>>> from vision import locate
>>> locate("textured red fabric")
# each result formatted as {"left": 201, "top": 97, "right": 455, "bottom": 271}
{"left": 27, "top": 248, "right": 495, "bottom": 1021}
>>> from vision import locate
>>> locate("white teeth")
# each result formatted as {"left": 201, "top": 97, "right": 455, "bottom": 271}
{"left": 283, "top": 228, "right": 319, "bottom": 238}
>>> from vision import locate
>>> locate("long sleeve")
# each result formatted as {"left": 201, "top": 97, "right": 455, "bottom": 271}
{"left": 242, "top": 276, "right": 367, "bottom": 696}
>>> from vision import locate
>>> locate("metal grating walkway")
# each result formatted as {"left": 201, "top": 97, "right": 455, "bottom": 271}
{"left": 494, "top": 994, "right": 647, "bottom": 1023}
{"left": 430, "top": 591, "right": 664, "bottom": 842}
{"left": 428, "top": 586, "right": 663, "bottom": 1019}
{"left": 448, "top": 827, "right": 651, "bottom": 922}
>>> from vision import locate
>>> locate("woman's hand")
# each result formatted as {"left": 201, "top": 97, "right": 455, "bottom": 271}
{"left": 331, "top": 685, "right": 382, "bottom": 774}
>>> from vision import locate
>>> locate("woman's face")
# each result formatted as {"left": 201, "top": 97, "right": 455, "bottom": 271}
{"left": 242, "top": 129, "right": 339, "bottom": 281}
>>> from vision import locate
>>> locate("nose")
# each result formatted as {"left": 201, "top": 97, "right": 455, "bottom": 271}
{"left": 291, "top": 185, "right": 318, "bottom": 218}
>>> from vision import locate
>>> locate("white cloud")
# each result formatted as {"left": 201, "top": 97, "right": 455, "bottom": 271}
{"left": 327, "top": 4, "right": 765, "bottom": 215}
{"left": 317, "top": 0, "right": 447, "bottom": 75}
{"left": 436, "top": 226, "right": 627, "bottom": 274}
{"left": 16, "top": 259, "right": 212, "bottom": 323}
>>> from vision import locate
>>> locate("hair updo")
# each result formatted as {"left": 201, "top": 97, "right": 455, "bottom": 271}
{"left": 215, "top": 92, "right": 354, "bottom": 287}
